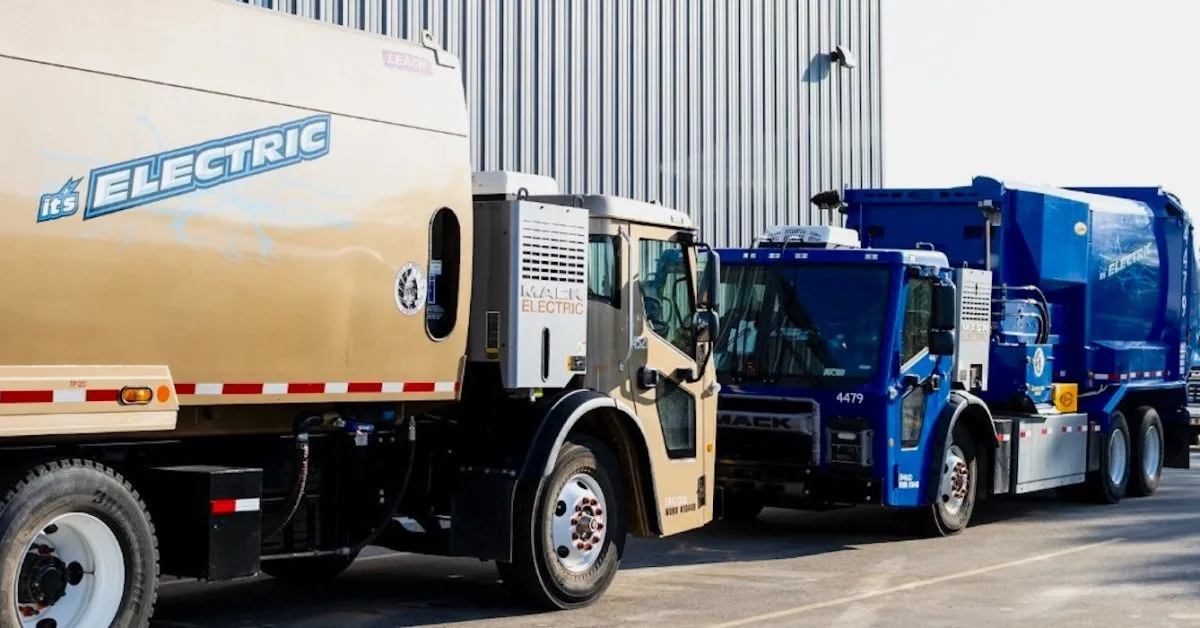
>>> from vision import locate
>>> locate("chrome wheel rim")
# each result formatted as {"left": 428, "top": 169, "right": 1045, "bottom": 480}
{"left": 1108, "top": 427, "right": 1128, "bottom": 486}
{"left": 550, "top": 473, "right": 607, "bottom": 574}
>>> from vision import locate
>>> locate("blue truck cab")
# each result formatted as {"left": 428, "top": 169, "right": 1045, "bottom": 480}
{"left": 713, "top": 177, "right": 1198, "bottom": 534}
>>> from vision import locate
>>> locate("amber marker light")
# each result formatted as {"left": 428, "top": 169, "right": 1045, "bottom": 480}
{"left": 156, "top": 385, "right": 171, "bottom": 404}
{"left": 120, "top": 387, "right": 154, "bottom": 405}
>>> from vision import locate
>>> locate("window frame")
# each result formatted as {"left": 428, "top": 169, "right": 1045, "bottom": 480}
{"left": 637, "top": 236, "right": 699, "bottom": 361}
{"left": 586, "top": 233, "right": 622, "bottom": 309}
{"left": 900, "top": 275, "right": 935, "bottom": 368}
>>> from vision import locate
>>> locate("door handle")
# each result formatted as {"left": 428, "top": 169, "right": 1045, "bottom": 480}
{"left": 637, "top": 367, "right": 659, "bottom": 390}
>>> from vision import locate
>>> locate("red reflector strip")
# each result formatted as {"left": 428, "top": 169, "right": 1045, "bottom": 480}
{"left": 85, "top": 389, "right": 121, "bottom": 402}
{"left": 0, "top": 390, "right": 54, "bottom": 404}
{"left": 172, "top": 381, "right": 458, "bottom": 397}
{"left": 211, "top": 498, "right": 261, "bottom": 515}
{"left": 0, "top": 389, "right": 122, "bottom": 404}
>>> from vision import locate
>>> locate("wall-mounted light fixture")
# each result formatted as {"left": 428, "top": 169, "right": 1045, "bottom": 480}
{"left": 830, "top": 44, "right": 857, "bottom": 69}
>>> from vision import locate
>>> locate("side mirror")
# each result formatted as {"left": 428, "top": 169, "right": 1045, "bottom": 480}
{"left": 697, "top": 245, "right": 721, "bottom": 313}
{"left": 929, "top": 329, "right": 956, "bottom": 356}
{"left": 931, "top": 281, "right": 957, "bottom": 330}
{"left": 694, "top": 310, "right": 720, "bottom": 345}
{"left": 687, "top": 310, "right": 721, "bottom": 383}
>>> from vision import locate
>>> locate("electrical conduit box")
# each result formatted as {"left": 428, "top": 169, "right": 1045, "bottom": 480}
{"left": 468, "top": 198, "right": 589, "bottom": 389}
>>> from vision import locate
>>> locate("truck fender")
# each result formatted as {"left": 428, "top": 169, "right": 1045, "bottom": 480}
{"left": 518, "top": 388, "right": 662, "bottom": 535}
{"left": 922, "top": 390, "right": 997, "bottom": 503}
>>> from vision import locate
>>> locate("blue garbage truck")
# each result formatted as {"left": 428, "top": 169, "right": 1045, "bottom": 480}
{"left": 712, "top": 176, "right": 1198, "bottom": 534}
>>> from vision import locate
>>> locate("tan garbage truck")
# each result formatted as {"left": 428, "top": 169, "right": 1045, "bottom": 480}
{"left": 0, "top": 0, "right": 722, "bottom": 624}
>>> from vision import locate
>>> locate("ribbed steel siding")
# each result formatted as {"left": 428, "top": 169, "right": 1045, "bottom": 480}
{"left": 242, "top": 0, "right": 882, "bottom": 247}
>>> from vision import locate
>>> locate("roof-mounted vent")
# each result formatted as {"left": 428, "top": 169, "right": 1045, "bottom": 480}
{"left": 754, "top": 225, "right": 862, "bottom": 249}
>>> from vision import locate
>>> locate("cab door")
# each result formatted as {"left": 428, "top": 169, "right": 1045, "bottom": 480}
{"left": 889, "top": 275, "right": 948, "bottom": 507}
{"left": 626, "top": 224, "right": 716, "bottom": 534}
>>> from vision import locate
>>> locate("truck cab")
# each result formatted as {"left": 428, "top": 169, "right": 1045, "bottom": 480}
{"left": 713, "top": 225, "right": 960, "bottom": 520}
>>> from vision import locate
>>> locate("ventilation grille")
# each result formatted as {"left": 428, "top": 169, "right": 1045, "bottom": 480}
{"left": 520, "top": 219, "right": 586, "bottom": 284}
{"left": 960, "top": 277, "right": 992, "bottom": 324}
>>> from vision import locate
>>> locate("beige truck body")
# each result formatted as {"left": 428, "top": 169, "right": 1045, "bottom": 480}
{"left": 0, "top": 0, "right": 469, "bottom": 434}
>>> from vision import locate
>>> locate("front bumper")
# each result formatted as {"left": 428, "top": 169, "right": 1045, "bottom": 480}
{"left": 715, "top": 459, "right": 882, "bottom": 507}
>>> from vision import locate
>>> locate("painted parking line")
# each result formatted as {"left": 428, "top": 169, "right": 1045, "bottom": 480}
{"left": 709, "top": 537, "right": 1124, "bottom": 627}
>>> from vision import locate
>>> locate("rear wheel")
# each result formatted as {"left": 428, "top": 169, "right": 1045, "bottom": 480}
{"left": 499, "top": 435, "right": 627, "bottom": 610}
{"left": 0, "top": 459, "right": 159, "bottom": 628}
{"left": 922, "top": 421, "right": 978, "bottom": 536}
{"left": 1126, "top": 406, "right": 1163, "bottom": 498}
{"left": 1085, "top": 411, "right": 1130, "bottom": 504}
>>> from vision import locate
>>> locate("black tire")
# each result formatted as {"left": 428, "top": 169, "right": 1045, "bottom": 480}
{"left": 499, "top": 434, "right": 627, "bottom": 610}
{"left": 259, "top": 552, "right": 358, "bottom": 583}
{"left": 922, "top": 421, "right": 978, "bottom": 536}
{"left": 1126, "top": 406, "right": 1163, "bottom": 497}
{"left": 1084, "top": 411, "right": 1130, "bottom": 504}
{"left": 716, "top": 491, "right": 764, "bottom": 523}
{"left": 0, "top": 459, "right": 159, "bottom": 627}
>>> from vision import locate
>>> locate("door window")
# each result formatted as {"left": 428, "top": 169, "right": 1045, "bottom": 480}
{"left": 587, "top": 234, "right": 620, "bottom": 308}
{"left": 900, "top": 277, "right": 934, "bottom": 365}
{"left": 638, "top": 239, "right": 697, "bottom": 358}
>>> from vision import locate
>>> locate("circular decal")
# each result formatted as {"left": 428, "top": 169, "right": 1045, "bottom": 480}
{"left": 394, "top": 262, "right": 427, "bottom": 316}
{"left": 1031, "top": 346, "right": 1046, "bottom": 378}
{"left": 1073, "top": 221, "right": 1088, "bottom": 236}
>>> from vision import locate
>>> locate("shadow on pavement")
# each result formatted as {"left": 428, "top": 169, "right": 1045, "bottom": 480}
{"left": 151, "top": 449, "right": 1200, "bottom": 625}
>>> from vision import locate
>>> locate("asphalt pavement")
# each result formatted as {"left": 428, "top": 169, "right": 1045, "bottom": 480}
{"left": 151, "top": 448, "right": 1200, "bottom": 627}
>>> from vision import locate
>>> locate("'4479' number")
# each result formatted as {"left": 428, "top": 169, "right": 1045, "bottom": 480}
{"left": 836, "top": 392, "right": 864, "bottom": 404}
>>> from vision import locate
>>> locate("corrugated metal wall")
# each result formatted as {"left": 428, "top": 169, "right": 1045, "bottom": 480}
{"left": 241, "top": 0, "right": 883, "bottom": 247}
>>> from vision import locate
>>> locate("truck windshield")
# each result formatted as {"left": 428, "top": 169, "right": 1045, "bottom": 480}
{"left": 716, "top": 262, "right": 891, "bottom": 386}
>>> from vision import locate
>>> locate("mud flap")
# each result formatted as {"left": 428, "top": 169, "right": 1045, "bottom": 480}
{"left": 1164, "top": 421, "right": 1192, "bottom": 469}
{"left": 448, "top": 467, "right": 516, "bottom": 562}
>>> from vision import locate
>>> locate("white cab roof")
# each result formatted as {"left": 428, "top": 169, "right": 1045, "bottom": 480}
{"left": 528, "top": 193, "right": 694, "bottom": 230}
{"left": 473, "top": 170, "right": 694, "bottom": 230}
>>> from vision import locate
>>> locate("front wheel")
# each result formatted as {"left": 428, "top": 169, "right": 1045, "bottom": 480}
{"left": 0, "top": 459, "right": 159, "bottom": 628}
{"left": 922, "top": 421, "right": 978, "bottom": 536}
{"left": 499, "top": 435, "right": 627, "bottom": 610}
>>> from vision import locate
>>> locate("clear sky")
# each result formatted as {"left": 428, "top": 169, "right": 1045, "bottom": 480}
{"left": 882, "top": 0, "right": 1200, "bottom": 214}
